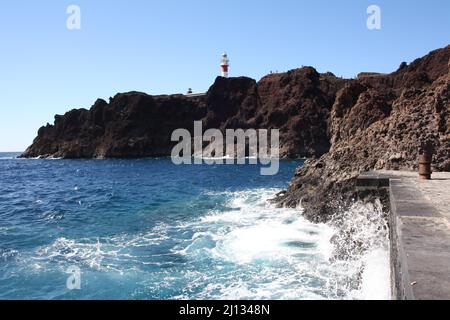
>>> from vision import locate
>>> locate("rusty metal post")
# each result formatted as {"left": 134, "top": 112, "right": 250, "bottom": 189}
{"left": 418, "top": 152, "right": 432, "bottom": 180}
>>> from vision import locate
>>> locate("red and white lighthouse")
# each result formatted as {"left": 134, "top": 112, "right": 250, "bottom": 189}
{"left": 220, "top": 53, "right": 229, "bottom": 78}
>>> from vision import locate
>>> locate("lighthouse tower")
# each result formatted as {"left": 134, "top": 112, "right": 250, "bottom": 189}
{"left": 220, "top": 53, "right": 229, "bottom": 78}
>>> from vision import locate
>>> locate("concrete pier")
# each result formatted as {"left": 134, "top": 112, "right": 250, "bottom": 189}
{"left": 357, "top": 171, "right": 450, "bottom": 300}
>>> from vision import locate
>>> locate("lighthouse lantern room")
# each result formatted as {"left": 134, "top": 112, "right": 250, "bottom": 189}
{"left": 220, "top": 53, "right": 229, "bottom": 78}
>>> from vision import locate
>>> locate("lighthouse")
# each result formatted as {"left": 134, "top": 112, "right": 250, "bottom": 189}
{"left": 220, "top": 53, "right": 229, "bottom": 78}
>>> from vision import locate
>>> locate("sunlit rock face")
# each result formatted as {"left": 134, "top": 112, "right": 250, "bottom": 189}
{"left": 277, "top": 45, "right": 450, "bottom": 221}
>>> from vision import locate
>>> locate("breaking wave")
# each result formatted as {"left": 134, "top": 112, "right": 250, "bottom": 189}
{"left": 29, "top": 188, "right": 390, "bottom": 300}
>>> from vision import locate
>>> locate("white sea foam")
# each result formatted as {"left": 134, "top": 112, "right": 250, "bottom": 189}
{"left": 210, "top": 209, "right": 334, "bottom": 264}
{"left": 327, "top": 199, "right": 391, "bottom": 300}
{"left": 33, "top": 231, "right": 171, "bottom": 273}
{"left": 13, "top": 156, "right": 63, "bottom": 160}
{"left": 352, "top": 248, "right": 391, "bottom": 300}
{"left": 169, "top": 188, "right": 390, "bottom": 300}
{"left": 192, "top": 189, "right": 390, "bottom": 300}
{"left": 1, "top": 249, "right": 19, "bottom": 261}
{"left": 29, "top": 187, "right": 390, "bottom": 300}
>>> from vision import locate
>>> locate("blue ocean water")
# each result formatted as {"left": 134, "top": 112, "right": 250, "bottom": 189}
{"left": 0, "top": 152, "right": 390, "bottom": 300}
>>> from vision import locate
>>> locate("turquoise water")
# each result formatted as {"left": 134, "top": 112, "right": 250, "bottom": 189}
{"left": 0, "top": 153, "right": 390, "bottom": 300}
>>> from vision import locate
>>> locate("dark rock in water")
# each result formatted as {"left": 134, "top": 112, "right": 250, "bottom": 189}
{"left": 277, "top": 45, "right": 450, "bottom": 221}
{"left": 21, "top": 70, "right": 347, "bottom": 159}
{"left": 22, "top": 93, "right": 207, "bottom": 159}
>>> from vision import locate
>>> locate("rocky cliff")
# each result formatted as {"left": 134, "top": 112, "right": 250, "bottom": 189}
{"left": 22, "top": 46, "right": 449, "bottom": 223}
{"left": 22, "top": 68, "right": 346, "bottom": 159}
{"left": 276, "top": 45, "right": 450, "bottom": 221}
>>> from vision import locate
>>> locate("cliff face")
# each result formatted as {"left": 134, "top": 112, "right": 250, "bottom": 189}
{"left": 23, "top": 93, "right": 207, "bottom": 158}
{"left": 22, "top": 69, "right": 346, "bottom": 159}
{"left": 256, "top": 68, "right": 346, "bottom": 157}
{"left": 277, "top": 45, "right": 450, "bottom": 222}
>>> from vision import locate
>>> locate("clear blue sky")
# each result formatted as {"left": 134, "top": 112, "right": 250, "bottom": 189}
{"left": 0, "top": 0, "right": 449, "bottom": 151}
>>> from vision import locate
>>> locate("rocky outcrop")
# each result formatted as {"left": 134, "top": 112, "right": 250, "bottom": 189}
{"left": 23, "top": 93, "right": 207, "bottom": 158}
{"left": 276, "top": 45, "right": 450, "bottom": 222}
{"left": 21, "top": 46, "right": 449, "bottom": 223}
{"left": 22, "top": 69, "right": 346, "bottom": 159}
{"left": 256, "top": 68, "right": 345, "bottom": 157}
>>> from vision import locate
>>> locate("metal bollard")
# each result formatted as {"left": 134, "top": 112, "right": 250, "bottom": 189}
{"left": 418, "top": 152, "right": 432, "bottom": 180}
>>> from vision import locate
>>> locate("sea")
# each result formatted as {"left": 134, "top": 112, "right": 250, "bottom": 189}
{"left": 0, "top": 152, "right": 391, "bottom": 300}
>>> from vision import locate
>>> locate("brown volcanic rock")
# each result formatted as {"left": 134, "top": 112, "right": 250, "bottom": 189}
{"left": 330, "top": 83, "right": 395, "bottom": 146}
{"left": 277, "top": 45, "right": 450, "bottom": 222}
{"left": 22, "top": 93, "right": 207, "bottom": 158}
{"left": 204, "top": 76, "right": 260, "bottom": 130}
{"left": 22, "top": 70, "right": 346, "bottom": 159}
{"left": 256, "top": 68, "right": 346, "bottom": 158}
